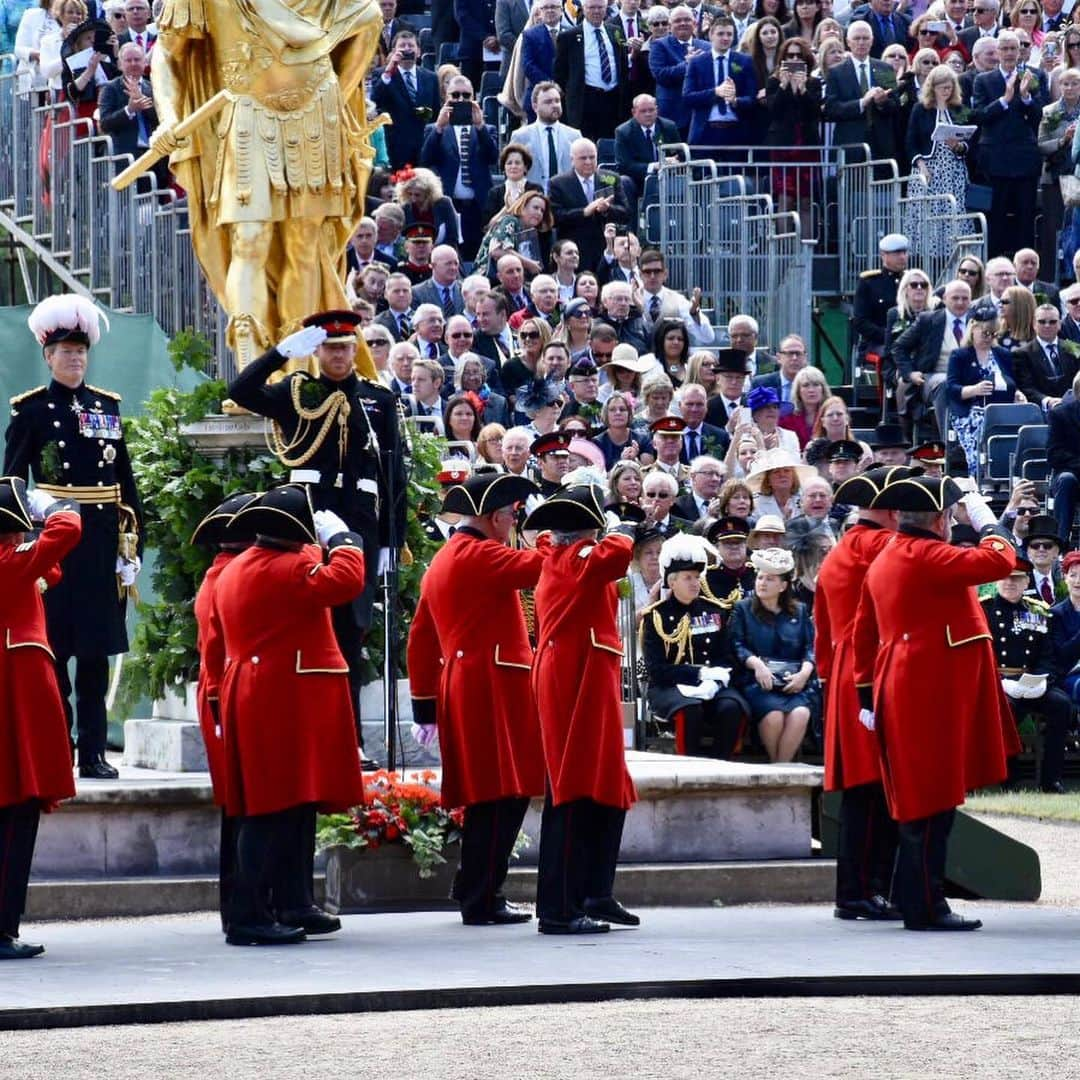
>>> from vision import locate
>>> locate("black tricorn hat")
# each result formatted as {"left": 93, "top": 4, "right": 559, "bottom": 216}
{"left": 441, "top": 473, "right": 537, "bottom": 516}
{"left": 834, "top": 464, "right": 924, "bottom": 509}
{"left": 950, "top": 523, "right": 980, "bottom": 547}
{"left": 870, "top": 475, "right": 965, "bottom": 512}
{"left": 605, "top": 499, "right": 647, "bottom": 524}
{"left": 705, "top": 514, "right": 751, "bottom": 544}
{"left": 870, "top": 422, "right": 911, "bottom": 450}
{"left": 63, "top": 19, "right": 110, "bottom": 58}
{"left": 190, "top": 491, "right": 260, "bottom": 547}
{"left": 712, "top": 348, "right": 751, "bottom": 374}
{"left": 1026, "top": 514, "right": 1068, "bottom": 550}
{"left": 0, "top": 476, "right": 33, "bottom": 534}
{"left": 523, "top": 484, "right": 607, "bottom": 532}
{"left": 231, "top": 483, "right": 317, "bottom": 544}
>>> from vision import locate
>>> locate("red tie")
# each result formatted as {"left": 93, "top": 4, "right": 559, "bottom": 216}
{"left": 1041, "top": 578, "right": 1053, "bottom": 604}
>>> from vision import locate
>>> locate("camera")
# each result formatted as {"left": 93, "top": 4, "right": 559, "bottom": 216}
{"left": 93, "top": 28, "right": 112, "bottom": 52}
{"left": 450, "top": 100, "right": 473, "bottom": 126}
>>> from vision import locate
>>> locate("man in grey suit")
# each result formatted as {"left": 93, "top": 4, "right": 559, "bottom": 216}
{"left": 495, "top": 0, "right": 532, "bottom": 78}
{"left": 410, "top": 245, "right": 465, "bottom": 317}
{"left": 513, "top": 82, "right": 582, "bottom": 192}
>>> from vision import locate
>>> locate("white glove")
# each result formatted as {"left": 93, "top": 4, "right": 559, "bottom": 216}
{"left": 960, "top": 491, "right": 996, "bottom": 532}
{"left": 700, "top": 665, "right": 731, "bottom": 687}
{"left": 277, "top": 325, "right": 327, "bottom": 359}
{"left": 313, "top": 509, "right": 349, "bottom": 546}
{"left": 26, "top": 487, "right": 56, "bottom": 519}
{"left": 677, "top": 679, "right": 719, "bottom": 700}
{"left": 410, "top": 723, "right": 438, "bottom": 748}
{"left": 858, "top": 708, "right": 876, "bottom": 731}
{"left": 1020, "top": 676, "right": 1047, "bottom": 700}
{"left": 1001, "top": 678, "right": 1024, "bottom": 699}
{"left": 604, "top": 510, "right": 623, "bottom": 531}
{"left": 115, "top": 555, "right": 140, "bottom": 586}
{"left": 377, "top": 547, "right": 393, "bottom": 576}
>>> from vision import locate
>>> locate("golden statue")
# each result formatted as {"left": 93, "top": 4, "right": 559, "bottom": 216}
{"left": 140, "top": 0, "right": 383, "bottom": 377}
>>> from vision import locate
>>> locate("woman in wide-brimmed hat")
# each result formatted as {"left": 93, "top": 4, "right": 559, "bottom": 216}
{"left": 745, "top": 447, "right": 818, "bottom": 522}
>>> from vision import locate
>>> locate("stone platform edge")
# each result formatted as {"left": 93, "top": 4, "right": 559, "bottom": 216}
{"left": 4, "top": 971, "right": 1080, "bottom": 1032}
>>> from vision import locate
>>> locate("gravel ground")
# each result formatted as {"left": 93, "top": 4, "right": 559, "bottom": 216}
{"left": 5, "top": 996, "right": 1080, "bottom": 1080}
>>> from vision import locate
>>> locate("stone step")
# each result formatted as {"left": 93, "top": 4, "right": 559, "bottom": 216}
{"left": 33, "top": 752, "right": 823, "bottom": 882}
{"left": 25, "top": 860, "right": 835, "bottom": 921}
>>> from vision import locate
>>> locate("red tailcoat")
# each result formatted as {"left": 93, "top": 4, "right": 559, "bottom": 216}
{"left": 0, "top": 510, "right": 81, "bottom": 810}
{"left": 209, "top": 541, "right": 366, "bottom": 818}
{"left": 532, "top": 532, "right": 637, "bottom": 810}
{"left": 194, "top": 550, "right": 237, "bottom": 807}
{"left": 407, "top": 529, "right": 546, "bottom": 808}
{"left": 815, "top": 522, "right": 894, "bottom": 792}
{"left": 852, "top": 529, "right": 1018, "bottom": 823}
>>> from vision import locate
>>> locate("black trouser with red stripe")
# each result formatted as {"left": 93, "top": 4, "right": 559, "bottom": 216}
{"left": 0, "top": 800, "right": 41, "bottom": 939}
{"left": 835, "top": 781, "right": 898, "bottom": 904}
{"left": 536, "top": 791, "right": 626, "bottom": 924}
{"left": 895, "top": 809, "right": 955, "bottom": 927}
{"left": 456, "top": 797, "right": 530, "bottom": 921}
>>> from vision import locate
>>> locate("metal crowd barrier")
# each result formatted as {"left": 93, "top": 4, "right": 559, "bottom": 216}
{"left": 0, "top": 56, "right": 230, "bottom": 378}
{"left": 617, "top": 585, "right": 647, "bottom": 751}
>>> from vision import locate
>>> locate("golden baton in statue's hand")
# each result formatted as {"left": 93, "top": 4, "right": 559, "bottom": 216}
{"left": 109, "top": 89, "right": 233, "bottom": 192}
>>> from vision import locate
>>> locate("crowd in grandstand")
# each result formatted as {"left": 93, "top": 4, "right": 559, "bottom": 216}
{"left": 5, "top": 0, "right": 1080, "bottom": 774}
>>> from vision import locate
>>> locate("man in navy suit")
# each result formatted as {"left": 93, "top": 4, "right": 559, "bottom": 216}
{"left": 410, "top": 245, "right": 465, "bottom": 318}
{"left": 548, "top": 138, "right": 632, "bottom": 272}
{"left": 750, "top": 335, "right": 810, "bottom": 406}
{"left": 823, "top": 21, "right": 899, "bottom": 164}
{"left": 521, "top": 0, "right": 564, "bottom": 121}
{"left": 683, "top": 17, "right": 757, "bottom": 154}
{"left": 453, "top": 0, "right": 497, "bottom": 90}
{"left": 614, "top": 93, "right": 681, "bottom": 199}
{"left": 972, "top": 30, "right": 1047, "bottom": 257}
{"left": 372, "top": 30, "right": 441, "bottom": 170}
{"left": 676, "top": 383, "right": 730, "bottom": 461}
{"left": 97, "top": 43, "right": 168, "bottom": 190}
{"left": 419, "top": 75, "right": 499, "bottom": 261}
{"left": 554, "top": 0, "right": 629, "bottom": 141}
{"left": 849, "top": 0, "right": 912, "bottom": 58}
{"left": 649, "top": 6, "right": 709, "bottom": 138}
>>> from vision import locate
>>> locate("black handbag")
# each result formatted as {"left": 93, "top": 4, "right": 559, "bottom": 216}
{"left": 764, "top": 659, "right": 802, "bottom": 681}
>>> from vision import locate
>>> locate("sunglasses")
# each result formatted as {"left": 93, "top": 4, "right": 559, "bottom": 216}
{"left": 1018, "top": 40, "right": 1032, "bottom": 47}
{"left": 448, "top": 91, "right": 472, "bottom": 100}
{"left": 591, "top": 351, "right": 614, "bottom": 360}
{"left": 1029, "top": 540, "right": 1057, "bottom": 550}
{"left": 1000, "top": 299, "right": 1012, "bottom": 305}
{"left": 958, "top": 266, "right": 979, "bottom": 275}
{"left": 365, "top": 337, "right": 391, "bottom": 346}
{"left": 518, "top": 330, "right": 541, "bottom": 341}
{"left": 1036, "top": 318, "right": 1059, "bottom": 325}
{"left": 1015, "top": 506, "right": 1037, "bottom": 514}
{"left": 1018, "top": 6, "right": 1039, "bottom": 12}
{"left": 1067, "top": 297, "right": 1080, "bottom": 305}
{"left": 909, "top": 281, "right": 929, "bottom": 289}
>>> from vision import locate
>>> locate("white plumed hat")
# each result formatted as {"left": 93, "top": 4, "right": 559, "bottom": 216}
{"left": 27, "top": 294, "right": 109, "bottom": 348}
{"left": 659, "top": 532, "right": 718, "bottom": 583}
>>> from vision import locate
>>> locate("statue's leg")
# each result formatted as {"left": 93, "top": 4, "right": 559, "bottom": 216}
{"left": 226, "top": 221, "right": 274, "bottom": 371}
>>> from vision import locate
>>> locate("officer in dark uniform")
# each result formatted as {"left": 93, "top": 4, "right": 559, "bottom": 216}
{"left": 228, "top": 311, "right": 406, "bottom": 759}
{"left": 911, "top": 440, "right": 947, "bottom": 479}
{"left": 394, "top": 223, "right": 437, "bottom": 285}
{"left": 4, "top": 296, "right": 144, "bottom": 780}
{"left": 418, "top": 459, "right": 472, "bottom": 545}
{"left": 530, "top": 431, "right": 572, "bottom": 497}
{"left": 981, "top": 557, "right": 1072, "bottom": 793}
{"left": 641, "top": 533, "right": 748, "bottom": 759}
{"left": 827, "top": 439, "right": 865, "bottom": 494}
{"left": 701, "top": 515, "right": 755, "bottom": 603}
{"left": 852, "top": 233, "right": 908, "bottom": 362}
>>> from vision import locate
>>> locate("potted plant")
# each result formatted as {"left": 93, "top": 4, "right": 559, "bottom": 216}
{"left": 317, "top": 770, "right": 465, "bottom": 913}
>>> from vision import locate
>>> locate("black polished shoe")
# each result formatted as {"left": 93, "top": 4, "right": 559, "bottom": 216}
{"left": 463, "top": 901, "right": 533, "bottom": 926}
{"left": 0, "top": 936, "right": 45, "bottom": 960}
{"left": 835, "top": 895, "right": 902, "bottom": 921}
{"left": 537, "top": 915, "right": 610, "bottom": 935}
{"left": 904, "top": 912, "right": 982, "bottom": 932}
{"left": 585, "top": 897, "right": 640, "bottom": 926}
{"left": 226, "top": 922, "right": 307, "bottom": 946}
{"left": 278, "top": 906, "right": 341, "bottom": 935}
{"left": 78, "top": 757, "right": 119, "bottom": 780}
{"left": 1040, "top": 781, "right": 1067, "bottom": 794}
{"left": 359, "top": 756, "right": 380, "bottom": 772}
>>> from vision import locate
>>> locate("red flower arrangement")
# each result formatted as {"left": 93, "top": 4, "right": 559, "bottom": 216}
{"left": 316, "top": 770, "right": 465, "bottom": 879}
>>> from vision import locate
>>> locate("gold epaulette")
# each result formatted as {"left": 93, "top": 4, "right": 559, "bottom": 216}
{"left": 86, "top": 384, "right": 121, "bottom": 401}
{"left": 9, "top": 386, "right": 46, "bottom": 406}
{"left": 1023, "top": 596, "right": 1051, "bottom": 615}
{"left": 859, "top": 268, "right": 881, "bottom": 278}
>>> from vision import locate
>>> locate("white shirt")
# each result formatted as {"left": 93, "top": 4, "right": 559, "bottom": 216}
{"left": 583, "top": 22, "right": 617, "bottom": 89}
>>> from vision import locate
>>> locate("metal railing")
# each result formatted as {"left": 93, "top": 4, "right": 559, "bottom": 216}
{"left": 0, "top": 56, "right": 229, "bottom": 375}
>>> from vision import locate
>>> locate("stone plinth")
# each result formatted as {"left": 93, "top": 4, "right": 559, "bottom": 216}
{"left": 179, "top": 414, "right": 270, "bottom": 460}
{"left": 123, "top": 719, "right": 208, "bottom": 772}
